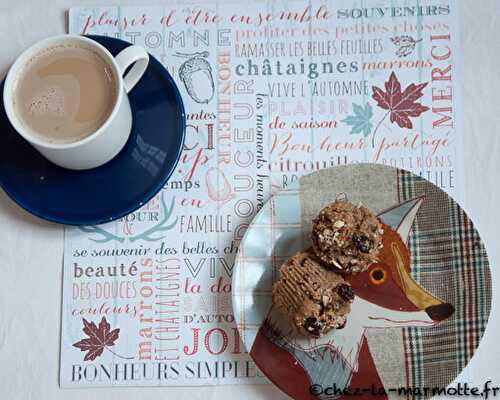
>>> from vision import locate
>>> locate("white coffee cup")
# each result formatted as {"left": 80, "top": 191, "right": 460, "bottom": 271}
{"left": 3, "top": 34, "right": 149, "bottom": 170}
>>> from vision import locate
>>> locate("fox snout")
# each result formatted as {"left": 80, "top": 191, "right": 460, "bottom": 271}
{"left": 348, "top": 215, "right": 454, "bottom": 327}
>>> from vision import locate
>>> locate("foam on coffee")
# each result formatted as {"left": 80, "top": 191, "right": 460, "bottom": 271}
{"left": 12, "top": 43, "right": 117, "bottom": 144}
{"left": 27, "top": 86, "right": 64, "bottom": 115}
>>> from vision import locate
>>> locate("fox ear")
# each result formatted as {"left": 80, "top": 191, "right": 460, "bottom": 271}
{"left": 377, "top": 196, "right": 425, "bottom": 244}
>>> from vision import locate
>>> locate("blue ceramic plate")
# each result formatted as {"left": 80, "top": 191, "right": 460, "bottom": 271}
{"left": 0, "top": 35, "right": 185, "bottom": 225}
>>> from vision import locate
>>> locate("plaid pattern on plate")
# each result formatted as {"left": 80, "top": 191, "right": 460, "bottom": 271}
{"left": 232, "top": 186, "right": 303, "bottom": 349}
{"left": 398, "top": 170, "right": 492, "bottom": 398}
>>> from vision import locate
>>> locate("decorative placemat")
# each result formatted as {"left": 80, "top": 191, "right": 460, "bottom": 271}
{"left": 61, "top": 0, "right": 464, "bottom": 388}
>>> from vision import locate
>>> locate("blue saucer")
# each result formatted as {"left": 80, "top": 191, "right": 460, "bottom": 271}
{"left": 0, "top": 36, "right": 185, "bottom": 225}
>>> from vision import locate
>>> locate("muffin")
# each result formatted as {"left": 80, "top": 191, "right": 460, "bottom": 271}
{"left": 311, "top": 200, "right": 383, "bottom": 273}
{"left": 272, "top": 250, "right": 354, "bottom": 338}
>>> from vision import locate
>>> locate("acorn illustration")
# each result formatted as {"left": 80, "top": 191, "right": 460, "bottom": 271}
{"left": 174, "top": 51, "right": 214, "bottom": 104}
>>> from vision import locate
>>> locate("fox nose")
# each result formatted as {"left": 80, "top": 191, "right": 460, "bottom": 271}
{"left": 425, "top": 303, "right": 454, "bottom": 322}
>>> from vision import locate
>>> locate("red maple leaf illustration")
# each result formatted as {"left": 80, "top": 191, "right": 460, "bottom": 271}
{"left": 72, "top": 317, "right": 130, "bottom": 361}
{"left": 370, "top": 71, "right": 429, "bottom": 146}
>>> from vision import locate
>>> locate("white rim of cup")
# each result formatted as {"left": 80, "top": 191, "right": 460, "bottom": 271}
{"left": 3, "top": 34, "right": 124, "bottom": 150}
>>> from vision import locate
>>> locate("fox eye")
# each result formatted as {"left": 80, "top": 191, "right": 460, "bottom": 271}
{"left": 369, "top": 266, "right": 387, "bottom": 285}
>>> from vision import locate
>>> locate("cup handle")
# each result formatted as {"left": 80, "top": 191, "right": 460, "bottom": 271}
{"left": 114, "top": 45, "right": 149, "bottom": 93}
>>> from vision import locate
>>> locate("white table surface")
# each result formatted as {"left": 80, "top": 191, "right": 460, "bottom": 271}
{"left": 0, "top": 0, "right": 499, "bottom": 399}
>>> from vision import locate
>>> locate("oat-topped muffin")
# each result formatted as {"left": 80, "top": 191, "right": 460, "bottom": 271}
{"left": 311, "top": 200, "right": 383, "bottom": 273}
{"left": 272, "top": 250, "right": 354, "bottom": 338}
